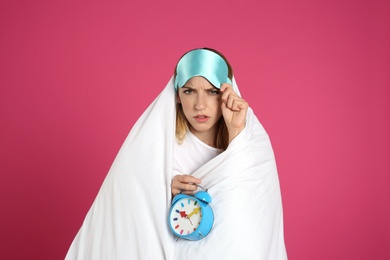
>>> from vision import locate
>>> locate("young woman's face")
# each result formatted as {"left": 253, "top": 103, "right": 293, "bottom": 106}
{"left": 177, "top": 76, "right": 222, "bottom": 139}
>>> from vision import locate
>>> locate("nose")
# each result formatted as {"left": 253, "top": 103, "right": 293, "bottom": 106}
{"left": 194, "top": 93, "right": 206, "bottom": 111}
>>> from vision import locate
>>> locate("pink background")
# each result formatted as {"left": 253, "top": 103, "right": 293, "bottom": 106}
{"left": 1, "top": 0, "right": 389, "bottom": 259}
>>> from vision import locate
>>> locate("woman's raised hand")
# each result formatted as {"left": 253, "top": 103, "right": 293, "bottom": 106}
{"left": 171, "top": 175, "right": 202, "bottom": 197}
{"left": 220, "top": 83, "right": 248, "bottom": 143}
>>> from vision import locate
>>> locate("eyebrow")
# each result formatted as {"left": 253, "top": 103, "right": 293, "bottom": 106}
{"left": 182, "top": 85, "right": 219, "bottom": 92}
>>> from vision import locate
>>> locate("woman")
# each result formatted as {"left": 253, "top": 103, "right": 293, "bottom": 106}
{"left": 171, "top": 48, "right": 248, "bottom": 197}
{"left": 66, "top": 48, "right": 287, "bottom": 259}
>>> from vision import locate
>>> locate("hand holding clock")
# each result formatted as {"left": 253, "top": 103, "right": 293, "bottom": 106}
{"left": 171, "top": 175, "right": 202, "bottom": 197}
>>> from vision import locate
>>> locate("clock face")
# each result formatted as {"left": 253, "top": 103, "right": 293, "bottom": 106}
{"left": 170, "top": 198, "right": 202, "bottom": 236}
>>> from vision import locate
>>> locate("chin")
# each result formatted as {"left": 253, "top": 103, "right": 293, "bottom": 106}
{"left": 190, "top": 124, "right": 212, "bottom": 133}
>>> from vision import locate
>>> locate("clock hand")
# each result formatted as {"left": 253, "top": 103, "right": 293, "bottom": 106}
{"left": 187, "top": 207, "right": 200, "bottom": 218}
{"left": 186, "top": 216, "right": 193, "bottom": 226}
{"left": 179, "top": 211, "right": 187, "bottom": 218}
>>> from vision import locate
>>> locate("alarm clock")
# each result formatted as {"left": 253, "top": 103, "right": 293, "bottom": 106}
{"left": 168, "top": 190, "right": 214, "bottom": 241}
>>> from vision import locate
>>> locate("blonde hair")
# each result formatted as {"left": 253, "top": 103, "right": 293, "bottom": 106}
{"left": 174, "top": 48, "right": 233, "bottom": 150}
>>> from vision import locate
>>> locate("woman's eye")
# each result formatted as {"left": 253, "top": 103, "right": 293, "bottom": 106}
{"left": 209, "top": 90, "right": 220, "bottom": 95}
{"left": 183, "top": 89, "right": 193, "bottom": 94}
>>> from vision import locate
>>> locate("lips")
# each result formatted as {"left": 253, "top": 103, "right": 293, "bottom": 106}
{"left": 194, "top": 115, "right": 209, "bottom": 123}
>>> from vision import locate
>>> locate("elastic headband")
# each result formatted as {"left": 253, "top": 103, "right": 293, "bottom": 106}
{"left": 174, "top": 49, "right": 232, "bottom": 91}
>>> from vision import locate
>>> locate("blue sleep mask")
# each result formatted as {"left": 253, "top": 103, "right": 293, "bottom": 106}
{"left": 174, "top": 49, "right": 232, "bottom": 91}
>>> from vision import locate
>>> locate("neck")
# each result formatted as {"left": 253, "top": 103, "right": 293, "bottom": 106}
{"left": 189, "top": 126, "right": 218, "bottom": 148}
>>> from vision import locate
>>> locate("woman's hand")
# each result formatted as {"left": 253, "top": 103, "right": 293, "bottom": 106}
{"left": 220, "top": 83, "right": 249, "bottom": 143}
{"left": 171, "top": 175, "right": 202, "bottom": 197}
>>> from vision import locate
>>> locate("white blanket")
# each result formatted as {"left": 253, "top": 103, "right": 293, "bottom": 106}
{"left": 66, "top": 77, "right": 287, "bottom": 259}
